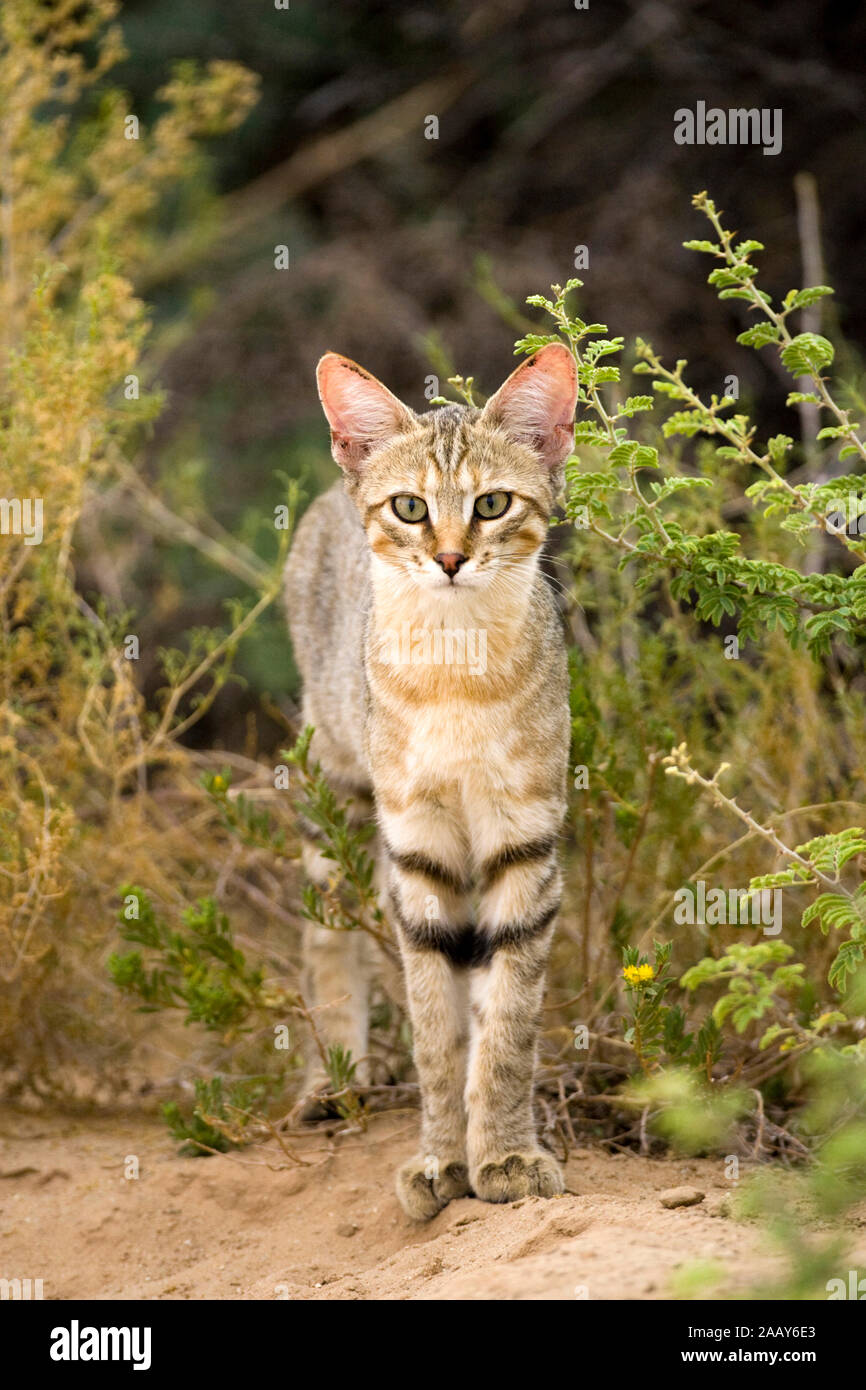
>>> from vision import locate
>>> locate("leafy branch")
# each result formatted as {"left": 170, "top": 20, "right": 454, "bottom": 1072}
{"left": 515, "top": 197, "right": 866, "bottom": 655}
{"left": 284, "top": 727, "right": 399, "bottom": 967}
{"left": 664, "top": 744, "right": 866, "bottom": 993}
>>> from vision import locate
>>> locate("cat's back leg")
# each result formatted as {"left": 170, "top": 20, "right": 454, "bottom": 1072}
{"left": 296, "top": 710, "right": 375, "bottom": 1113}
{"left": 284, "top": 483, "right": 374, "bottom": 1112}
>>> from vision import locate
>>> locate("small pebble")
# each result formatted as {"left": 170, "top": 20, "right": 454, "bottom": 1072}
{"left": 660, "top": 1186, "right": 705, "bottom": 1209}
{"left": 336, "top": 1222, "right": 359, "bottom": 1238}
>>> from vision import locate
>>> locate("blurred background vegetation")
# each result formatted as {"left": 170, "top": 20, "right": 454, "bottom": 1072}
{"left": 93, "top": 0, "right": 866, "bottom": 747}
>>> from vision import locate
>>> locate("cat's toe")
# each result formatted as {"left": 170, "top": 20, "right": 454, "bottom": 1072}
{"left": 472, "top": 1149, "right": 564, "bottom": 1203}
{"left": 396, "top": 1155, "right": 471, "bottom": 1221}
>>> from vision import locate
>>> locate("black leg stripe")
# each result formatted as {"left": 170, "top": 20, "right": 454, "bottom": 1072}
{"left": 534, "top": 863, "right": 560, "bottom": 900}
{"left": 480, "top": 835, "right": 557, "bottom": 888}
{"left": 394, "top": 909, "right": 479, "bottom": 967}
{"left": 473, "top": 900, "right": 561, "bottom": 967}
{"left": 394, "top": 898, "right": 560, "bottom": 969}
{"left": 387, "top": 843, "right": 470, "bottom": 896}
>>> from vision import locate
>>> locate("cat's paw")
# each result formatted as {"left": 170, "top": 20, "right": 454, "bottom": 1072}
{"left": 471, "top": 1149, "right": 564, "bottom": 1204}
{"left": 396, "top": 1154, "right": 471, "bottom": 1221}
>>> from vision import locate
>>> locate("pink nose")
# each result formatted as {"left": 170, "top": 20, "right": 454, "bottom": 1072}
{"left": 435, "top": 552, "right": 467, "bottom": 578}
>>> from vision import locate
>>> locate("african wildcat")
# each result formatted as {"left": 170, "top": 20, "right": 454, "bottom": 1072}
{"left": 284, "top": 343, "right": 577, "bottom": 1219}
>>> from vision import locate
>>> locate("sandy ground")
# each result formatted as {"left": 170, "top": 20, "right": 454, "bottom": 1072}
{"left": 2, "top": 1106, "right": 862, "bottom": 1301}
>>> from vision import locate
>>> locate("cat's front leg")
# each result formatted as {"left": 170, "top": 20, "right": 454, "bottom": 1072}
{"left": 383, "top": 807, "right": 474, "bottom": 1220}
{"left": 394, "top": 944, "right": 473, "bottom": 1219}
{"left": 466, "top": 837, "right": 564, "bottom": 1203}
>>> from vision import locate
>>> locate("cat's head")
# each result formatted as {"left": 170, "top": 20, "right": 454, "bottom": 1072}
{"left": 316, "top": 345, "right": 577, "bottom": 595}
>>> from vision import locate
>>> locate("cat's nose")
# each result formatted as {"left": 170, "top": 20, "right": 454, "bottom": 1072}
{"left": 435, "top": 552, "right": 467, "bottom": 578}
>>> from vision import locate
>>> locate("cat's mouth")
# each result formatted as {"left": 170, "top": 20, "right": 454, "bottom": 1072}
{"left": 425, "top": 570, "right": 479, "bottom": 591}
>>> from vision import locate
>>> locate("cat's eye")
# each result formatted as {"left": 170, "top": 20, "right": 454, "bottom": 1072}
{"left": 474, "top": 491, "right": 511, "bottom": 520}
{"left": 391, "top": 495, "right": 428, "bottom": 523}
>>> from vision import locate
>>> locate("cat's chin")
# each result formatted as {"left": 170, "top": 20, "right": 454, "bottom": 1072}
{"left": 422, "top": 576, "right": 479, "bottom": 594}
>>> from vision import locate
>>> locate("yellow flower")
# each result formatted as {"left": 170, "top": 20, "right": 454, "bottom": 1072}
{"left": 623, "top": 963, "right": 655, "bottom": 985}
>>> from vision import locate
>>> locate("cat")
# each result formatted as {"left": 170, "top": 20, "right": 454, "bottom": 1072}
{"left": 284, "top": 343, "right": 577, "bottom": 1219}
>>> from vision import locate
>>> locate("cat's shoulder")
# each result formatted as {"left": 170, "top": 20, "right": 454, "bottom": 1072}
{"left": 295, "top": 479, "right": 358, "bottom": 536}
{"left": 286, "top": 482, "right": 361, "bottom": 572}
{"left": 284, "top": 481, "right": 368, "bottom": 640}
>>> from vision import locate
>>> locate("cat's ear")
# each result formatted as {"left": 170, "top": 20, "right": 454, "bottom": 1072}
{"left": 317, "top": 353, "right": 415, "bottom": 472}
{"left": 481, "top": 343, "right": 577, "bottom": 470}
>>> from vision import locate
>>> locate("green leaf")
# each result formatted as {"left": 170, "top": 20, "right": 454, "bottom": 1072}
{"left": 708, "top": 266, "right": 753, "bottom": 287}
{"left": 796, "top": 828, "right": 866, "bottom": 875}
{"left": 620, "top": 395, "right": 654, "bottom": 417}
{"left": 817, "top": 425, "right": 860, "bottom": 441}
{"left": 830, "top": 941, "right": 866, "bottom": 992}
{"left": 780, "top": 333, "right": 835, "bottom": 376}
{"left": 572, "top": 420, "right": 612, "bottom": 446}
{"left": 514, "top": 333, "right": 561, "bottom": 354}
{"left": 607, "top": 441, "right": 640, "bottom": 466}
{"left": 784, "top": 286, "right": 835, "bottom": 310}
{"left": 767, "top": 434, "right": 793, "bottom": 463}
{"left": 737, "top": 323, "right": 782, "bottom": 349}
{"left": 633, "top": 445, "right": 659, "bottom": 469}
{"left": 584, "top": 338, "right": 624, "bottom": 363}
{"left": 663, "top": 409, "right": 715, "bottom": 439}
{"left": 803, "top": 894, "right": 863, "bottom": 936}
{"left": 651, "top": 380, "right": 690, "bottom": 400}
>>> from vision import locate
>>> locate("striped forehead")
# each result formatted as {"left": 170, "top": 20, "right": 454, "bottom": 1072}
{"left": 425, "top": 405, "right": 475, "bottom": 467}
{"left": 420, "top": 407, "right": 482, "bottom": 521}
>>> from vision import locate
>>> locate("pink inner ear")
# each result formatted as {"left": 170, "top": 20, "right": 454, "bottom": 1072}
{"left": 317, "top": 354, "right": 412, "bottom": 470}
{"left": 485, "top": 344, "right": 578, "bottom": 469}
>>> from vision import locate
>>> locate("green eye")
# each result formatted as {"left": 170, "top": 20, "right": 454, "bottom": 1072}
{"left": 474, "top": 491, "right": 511, "bottom": 520}
{"left": 391, "top": 495, "right": 428, "bottom": 523}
